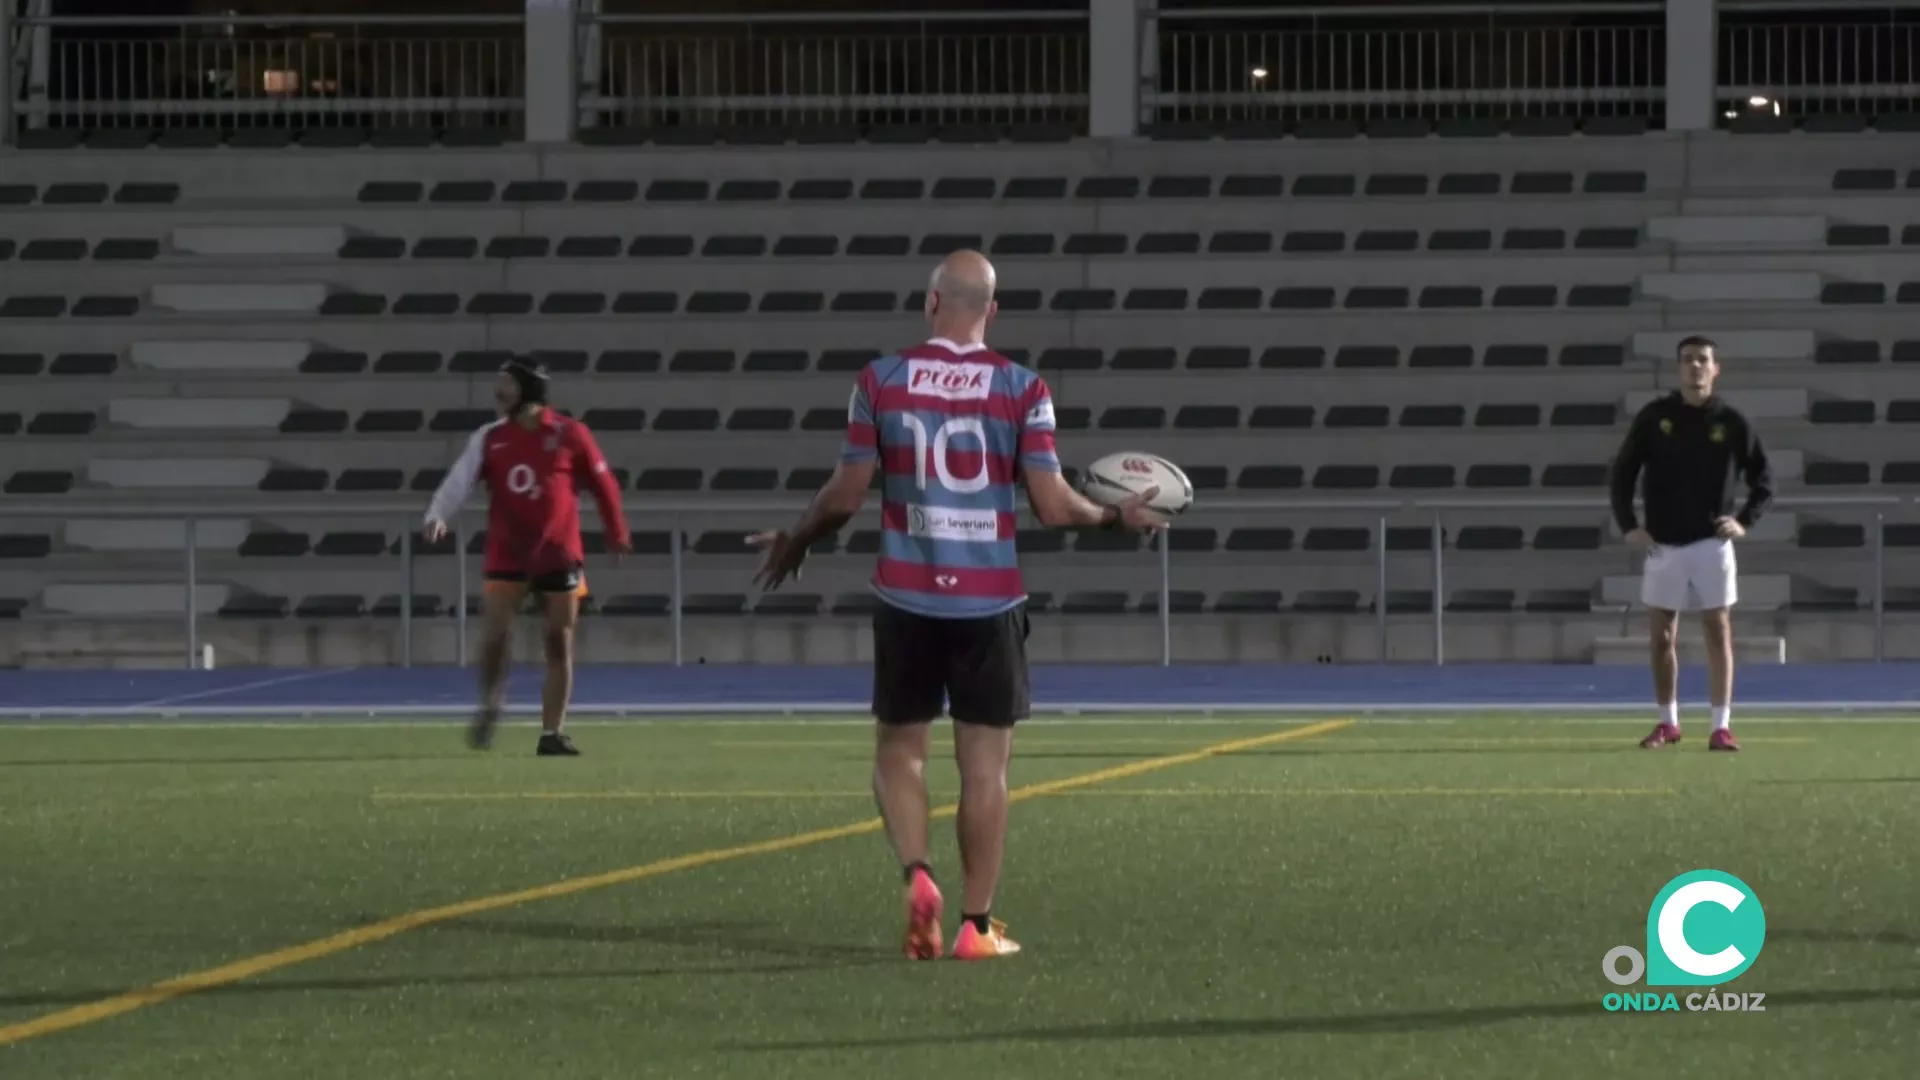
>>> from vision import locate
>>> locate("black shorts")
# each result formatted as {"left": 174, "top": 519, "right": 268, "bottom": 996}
{"left": 484, "top": 566, "right": 585, "bottom": 595}
{"left": 872, "top": 602, "right": 1030, "bottom": 728}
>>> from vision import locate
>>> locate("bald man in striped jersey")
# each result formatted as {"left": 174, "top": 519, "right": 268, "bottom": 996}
{"left": 751, "top": 251, "right": 1164, "bottom": 960}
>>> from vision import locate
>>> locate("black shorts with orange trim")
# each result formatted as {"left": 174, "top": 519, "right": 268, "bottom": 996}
{"left": 484, "top": 566, "right": 587, "bottom": 597}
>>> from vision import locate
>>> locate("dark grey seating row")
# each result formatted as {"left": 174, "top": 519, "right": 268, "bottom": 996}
{"left": 318, "top": 283, "right": 1641, "bottom": 317}
{"left": 1825, "top": 224, "right": 1920, "bottom": 248}
{"left": 1829, "top": 167, "right": 1920, "bottom": 191}
{"left": 67, "top": 460, "right": 1620, "bottom": 499}
{"left": 0, "top": 182, "right": 178, "bottom": 206}
{"left": 578, "top": 113, "right": 1655, "bottom": 146}
{"left": 1819, "top": 282, "right": 1920, "bottom": 305}
{"left": 206, "top": 586, "right": 1598, "bottom": 621}
{"left": 43, "top": 522, "right": 1610, "bottom": 564}
{"left": 0, "top": 411, "right": 97, "bottom": 435}
{"left": 9, "top": 126, "right": 519, "bottom": 152}
{"left": 0, "top": 342, "right": 1636, "bottom": 380}
{"left": 262, "top": 400, "right": 1625, "bottom": 438}
{"left": 152, "top": 582, "right": 1920, "bottom": 620}
{"left": 356, "top": 169, "right": 1649, "bottom": 205}
{"left": 0, "top": 295, "right": 140, "bottom": 318}
{"left": 286, "top": 342, "right": 1633, "bottom": 376}
{"left": 250, "top": 461, "right": 1613, "bottom": 495}
{"left": 343, "top": 226, "right": 1643, "bottom": 260}
{"left": 0, "top": 237, "right": 162, "bottom": 261}
{"left": 1814, "top": 340, "right": 1920, "bottom": 364}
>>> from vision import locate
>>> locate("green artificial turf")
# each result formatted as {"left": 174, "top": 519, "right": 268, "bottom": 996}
{"left": 2, "top": 716, "right": 1917, "bottom": 1079}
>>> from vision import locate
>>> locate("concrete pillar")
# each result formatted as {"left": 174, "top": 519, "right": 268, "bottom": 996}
{"left": 524, "top": 0, "right": 576, "bottom": 143}
{"left": 576, "top": 0, "right": 602, "bottom": 129}
{"left": 1665, "top": 0, "right": 1716, "bottom": 131}
{"left": 1088, "top": 0, "right": 1138, "bottom": 138}
{"left": 0, "top": 0, "right": 13, "bottom": 146}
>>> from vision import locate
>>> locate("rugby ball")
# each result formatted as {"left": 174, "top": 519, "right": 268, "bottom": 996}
{"left": 1082, "top": 452, "right": 1194, "bottom": 516}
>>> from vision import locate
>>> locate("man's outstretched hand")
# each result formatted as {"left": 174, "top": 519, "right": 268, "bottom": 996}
{"left": 1112, "top": 486, "right": 1169, "bottom": 533}
{"left": 749, "top": 530, "right": 808, "bottom": 590}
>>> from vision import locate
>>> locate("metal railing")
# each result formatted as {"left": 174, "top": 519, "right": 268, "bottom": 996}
{"left": 3, "top": 13, "right": 523, "bottom": 132}
{"left": 0, "top": 494, "right": 1907, "bottom": 670}
{"left": 1720, "top": 7, "right": 1920, "bottom": 119}
{"left": 10, "top": 4, "right": 1920, "bottom": 139}
{"left": 584, "top": 10, "right": 1090, "bottom": 130}
{"left": 1145, "top": 3, "right": 1666, "bottom": 124}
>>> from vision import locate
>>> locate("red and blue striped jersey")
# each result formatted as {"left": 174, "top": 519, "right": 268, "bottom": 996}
{"left": 841, "top": 338, "right": 1061, "bottom": 618}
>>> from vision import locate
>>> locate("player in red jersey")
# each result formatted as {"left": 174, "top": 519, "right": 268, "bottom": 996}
{"left": 424, "top": 360, "right": 631, "bottom": 755}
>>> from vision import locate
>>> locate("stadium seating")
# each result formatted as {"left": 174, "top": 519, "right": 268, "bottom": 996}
{"left": 1, "top": 132, "right": 1916, "bottom": 663}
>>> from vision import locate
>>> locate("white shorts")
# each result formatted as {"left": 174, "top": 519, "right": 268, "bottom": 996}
{"left": 1641, "top": 537, "right": 1737, "bottom": 612}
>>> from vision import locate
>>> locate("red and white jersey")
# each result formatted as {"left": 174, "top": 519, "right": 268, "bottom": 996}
{"left": 425, "top": 410, "right": 629, "bottom": 576}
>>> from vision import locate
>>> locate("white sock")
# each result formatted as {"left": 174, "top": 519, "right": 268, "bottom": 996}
{"left": 1659, "top": 702, "right": 1678, "bottom": 729}
{"left": 1711, "top": 706, "right": 1730, "bottom": 732}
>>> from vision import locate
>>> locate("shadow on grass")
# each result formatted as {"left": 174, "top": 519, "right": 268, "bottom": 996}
{"left": 1759, "top": 777, "right": 1920, "bottom": 786}
{"left": 1769, "top": 927, "right": 1920, "bottom": 947}
{"left": 0, "top": 960, "right": 838, "bottom": 1011}
{"left": 733, "top": 986, "right": 1920, "bottom": 1051}
{"left": 0, "top": 755, "right": 471, "bottom": 768}
{"left": 446, "top": 917, "right": 889, "bottom": 963}
{"left": 0, "top": 920, "right": 892, "bottom": 1012}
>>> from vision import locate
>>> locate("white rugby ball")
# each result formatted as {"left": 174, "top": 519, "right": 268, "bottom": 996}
{"left": 1082, "top": 452, "right": 1194, "bottom": 516}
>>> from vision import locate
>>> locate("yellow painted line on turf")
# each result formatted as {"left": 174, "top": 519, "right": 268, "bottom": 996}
{"left": 374, "top": 790, "right": 875, "bottom": 801}
{"left": 1049, "top": 786, "right": 1674, "bottom": 798}
{"left": 710, "top": 736, "right": 1221, "bottom": 748}
{"left": 371, "top": 784, "right": 1668, "bottom": 803}
{"left": 0, "top": 718, "right": 1350, "bottom": 1048}
{"left": 1305, "top": 736, "right": 1816, "bottom": 747}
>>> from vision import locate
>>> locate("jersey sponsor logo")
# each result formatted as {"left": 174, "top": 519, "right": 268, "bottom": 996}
{"left": 505, "top": 463, "right": 542, "bottom": 499}
{"left": 1709, "top": 424, "right": 1725, "bottom": 443}
{"left": 1025, "top": 397, "right": 1055, "bottom": 429}
{"left": 1659, "top": 418, "right": 1673, "bottom": 435}
{"left": 935, "top": 574, "right": 960, "bottom": 590}
{"left": 905, "top": 504, "right": 1000, "bottom": 543}
{"left": 906, "top": 359, "right": 993, "bottom": 402}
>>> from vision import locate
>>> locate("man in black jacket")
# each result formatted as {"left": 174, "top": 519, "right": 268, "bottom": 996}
{"left": 1609, "top": 336, "right": 1773, "bottom": 753}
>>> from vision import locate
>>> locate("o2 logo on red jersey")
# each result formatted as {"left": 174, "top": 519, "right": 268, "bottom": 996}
{"left": 901, "top": 415, "right": 989, "bottom": 494}
{"left": 505, "top": 463, "right": 542, "bottom": 500}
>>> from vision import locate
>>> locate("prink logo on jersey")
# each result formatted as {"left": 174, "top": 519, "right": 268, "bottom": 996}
{"left": 1601, "top": 870, "right": 1767, "bottom": 1013}
{"left": 907, "top": 359, "right": 992, "bottom": 401}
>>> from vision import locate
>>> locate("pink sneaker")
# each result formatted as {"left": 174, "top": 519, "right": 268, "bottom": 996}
{"left": 1709, "top": 729, "right": 1740, "bottom": 752}
{"left": 1640, "top": 723, "right": 1682, "bottom": 749}
{"left": 951, "top": 917, "right": 1021, "bottom": 960}
{"left": 902, "top": 867, "right": 943, "bottom": 960}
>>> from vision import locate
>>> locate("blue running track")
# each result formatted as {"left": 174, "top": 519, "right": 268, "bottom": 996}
{"left": 0, "top": 663, "right": 1915, "bottom": 718}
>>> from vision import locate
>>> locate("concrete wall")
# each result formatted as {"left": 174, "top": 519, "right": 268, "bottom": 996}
{"left": 1, "top": 610, "right": 1905, "bottom": 670}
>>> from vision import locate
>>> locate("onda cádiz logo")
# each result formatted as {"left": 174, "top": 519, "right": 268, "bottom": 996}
{"left": 1601, "top": 870, "right": 1767, "bottom": 1013}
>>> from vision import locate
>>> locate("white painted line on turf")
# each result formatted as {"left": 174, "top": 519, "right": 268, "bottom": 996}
{"left": 3, "top": 714, "right": 1920, "bottom": 732}
{"left": 130, "top": 668, "right": 357, "bottom": 710}
{"left": 5, "top": 698, "right": 1920, "bottom": 720}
